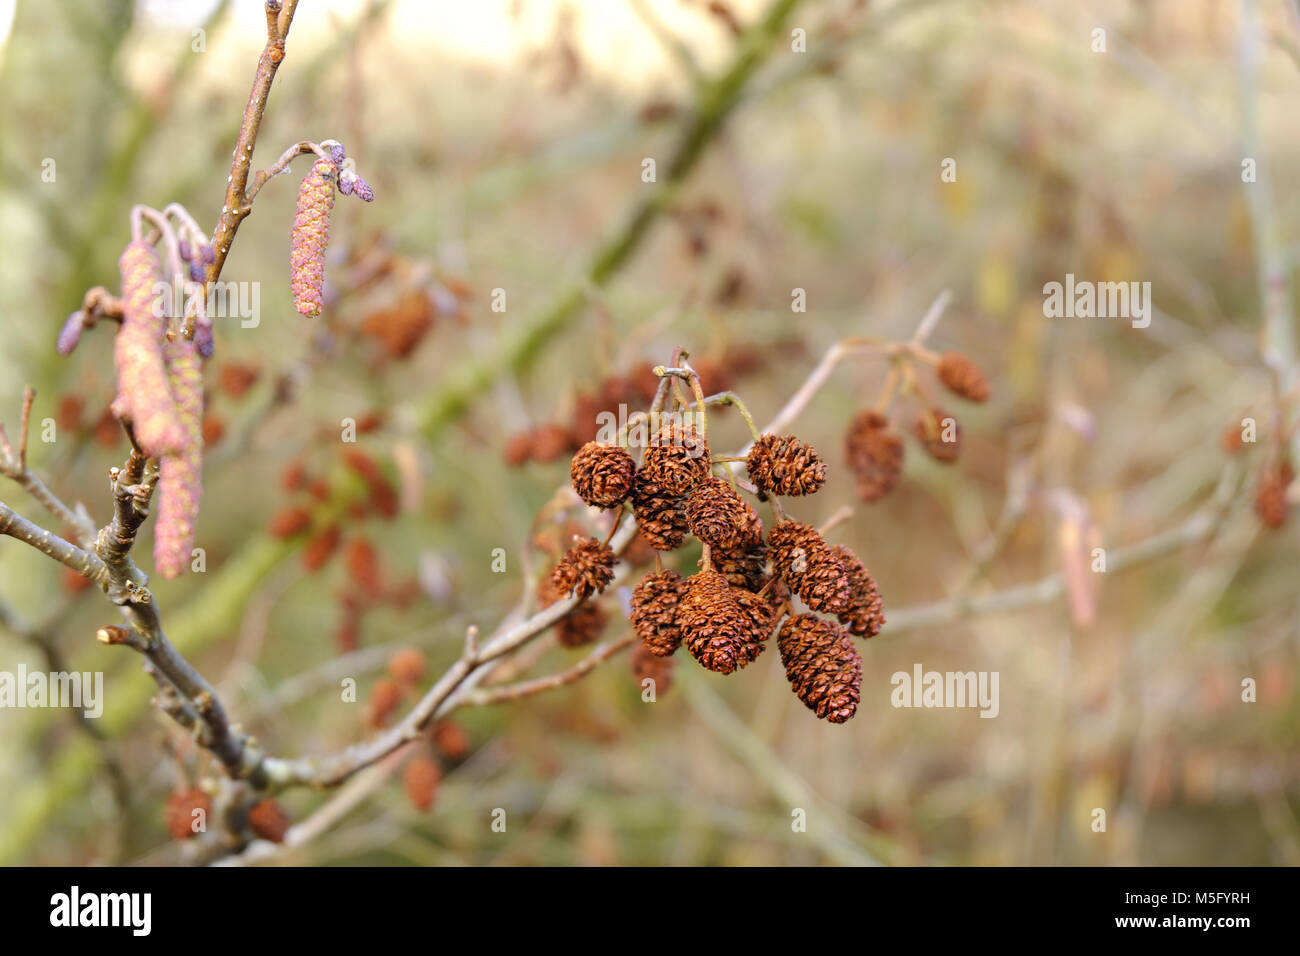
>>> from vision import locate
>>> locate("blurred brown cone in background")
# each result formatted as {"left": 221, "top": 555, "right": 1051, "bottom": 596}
{"left": 164, "top": 787, "right": 211, "bottom": 841}
{"left": 845, "top": 409, "right": 904, "bottom": 502}
{"left": 403, "top": 752, "right": 441, "bottom": 812}
{"left": 936, "top": 351, "right": 991, "bottom": 403}
{"left": 247, "top": 799, "right": 292, "bottom": 843}
{"left": 1255, "top": 458, "right": 1294, "bottom": 529}
{"left": 631, "top": 641, "right": 676, "bottom": 697}
{"left": 912, "top": 408, "right": 961, "bottom": 463}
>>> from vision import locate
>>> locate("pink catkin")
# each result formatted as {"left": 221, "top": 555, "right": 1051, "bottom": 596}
{"left": 115, "top": 241, "right": 186, "bottom": 456}
{"left": 154, "top": 336, "right": 203, "bottom": 579}
{"left": 290, "top": 159, "right": 336, "bottom": 316}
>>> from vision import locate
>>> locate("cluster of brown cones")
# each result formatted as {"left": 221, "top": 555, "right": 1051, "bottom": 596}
{"left": 844, "top": 350, "right": 990, "bottom": 503}
{"left": 560, "top": 416, "right": 883, "bottom": 723}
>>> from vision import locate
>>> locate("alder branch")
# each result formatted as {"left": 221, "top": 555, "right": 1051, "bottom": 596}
{"left": 205, "top": 0, "right": 301, "bottom": 288}
{"left": 456, "top": 634, "right": 638, "bottom": 709}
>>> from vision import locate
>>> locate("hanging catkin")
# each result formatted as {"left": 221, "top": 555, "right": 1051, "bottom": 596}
{"left": 290, "top": 159, "right": 336, "bottom": 317}
{"left": 113, "top": 240, "right": 185, "bottom": 457}
{"left": 154, "top": 336, "right": 204, "bottom": 579}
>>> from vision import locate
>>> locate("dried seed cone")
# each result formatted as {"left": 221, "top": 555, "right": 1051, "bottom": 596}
{"left": 403, "top": 753, "right": 441, "bottom": 812}
{"left": 713, "top": 539, "right": 767, "bottom": 593}
{"left": 632, "top": 472, "right": 687, "bottom": 550}
{"left": 539, "top": 574, "right": 608, "bottom": 647}
{"left": 114, "top": 240, "right": 186, "bottom": 456}
{"left": 570, "top": 440, "right": 636, "bottom": 508}
{"left": 677, "top": 570, "right": 769, "bottom": 675}
{"left": 164, "top": 787, "right": 211, "bottom": 841}
{"left": 767, "top": 521, "right": 852, "bottom": 615}
{"left": 558, "top": 603, "right": 607, "bottom": 648}
{"left": 1255, "top": 459, "right": 1294, "bottom": 529}
{"left": 630, "top": 569, "right": 685, "bottom": 656}
{"left": 154, "top": 337, "right": 204, "bottom": 579}
{"left": 685, "top": 476, "right": 760, "bottom": 550}
{"left": 247, "top": 799, "right": 292, "bottom": 843}
{"left": 640, "top": 420, "right": 711, "bottom": 496}
{"left": 746, "top": 433, "right": 827, "bottom": 498}
{"left": 829, "top": 544, "right": 885, "bottom": 638}
{"left": 778, "top": 614, "right": 862, "bottom": 723}
{"left": 911, "top": 407, "right": 961, "bottom": 463}
{"left": 290, "top": 158, "right": 337, "bottom": 317}
{"left": 845, "top": 409, "right": 904, "bottom": 502}
{"left": 936, "top": 351, "right": 991, "bottom": 403}
{"left": 551, "top": 536, "right": 617, "bottom": 599}
{"left": 631, "top": 641, "right": 676, "bottom": 696}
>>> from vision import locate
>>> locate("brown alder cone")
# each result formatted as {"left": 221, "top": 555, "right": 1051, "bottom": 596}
{"left": 247, "top": 799, "right": 292, "bottom": 843}
{"left": 367, "top": 677, "right": 402, "bottom": 729}
{"left": 531, "top": 423, "right": 574, "bottom": 463}
{"left": 301, "top": 523, "right": 342, "bottom": 571}
{"left": 935, "top": 351, "right": 991, "bottom": 403}
{"left": 503, "top": 430, "right": 534, "bottom": 466}
{"left": 632, "top": 472, "right": 688, "bottom": 550}
{"left": 345, "top": 536, "right": 382, "bottom": 592}
{"left": 268, "top": 505, "right": 313, "bottom": 538}
{"left": 387, "top": 647, "right": 427, "bottom": 687}
{"left": 430, "top": 719, "right": 470, "bottom": 760}
{"left": 631, "top": 641, "right": 676, "bottom": 696}
{"left": 551, "top": 536, "right": 617, "bottom": 599}
{"left": 570, "top": 440, "right": 636, "bottom": 508}
{"left": 746, "top": 433, "right": 827, "bottom": 498}
{"left": 713, "top": 539, "right": 767, "bottom": 593}
{"left": 622, "top": 530, "right": 658, "bottom": 567}
{"left": 630, "top": 569, "right": 686, "bottom": 656}
{"left": 911, "top": 407, "right": 961, "bottom": 463}
{"left": 767, "top": 520, "right": 852, "bottom": 615}
{"left": 403, "top": 753, "right": 441, "bottom": 812}
{"left": 640, "top": 420, "right": 711, "bottom": 496}
{"left": 1221, "top": 422, "right": 1245, "bottom": 455}
{"left": 684, "top": 476, "right": 760, "bottom": 550}
{"left": 677, "top": 570, "right": 770, "bottom": 674}
{"left": 829, "top": 544, "right": 885, "bottom": 638}
{"left": 280, "top": 460, "right": 309, "bottom": 492}
{"left": 1255, "top": 458, "right": 1294, "bottom": 529}
{"left": 538, "top": 573, "right": 609, "bottom": 648}
{"left": 845, "top": 409, "right": 904, "bottom": 502}
{"left": 164, "top": 787, "right": 212, "bottom": 841}
{"left": 218, "top": 362, "right": 261, "bottom": 399}
{"left": 778, "top": 614, "right": 863, "bottom": 723}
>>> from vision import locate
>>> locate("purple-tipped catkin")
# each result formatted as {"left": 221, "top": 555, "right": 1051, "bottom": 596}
{"left": 322, "top": 139, "right": 347, "bottom": 166}
{"left": 115, "top": 240, "right": 185, "bottom": 456}
{"left": 178, "top": 239, "right": 192, "bottom": 262}
{"left": 200, "top": 243, "right": 216, "bottom": 265}
{"left": 154, "top": 336, "right": 203, "bottom": 579}
{"left": 337, "top": 171, "right": 355, "bottom": 196}
{"left": 194, "top": 322, "right": 214, "bottom": 360}
{"left": 290, "top": 158, "right": 336, "bottom": 317}
{"left": 352, "top": 174, "right": 375, "bottom": 203}
{"left": 56, "top": 312, "right": 84, "bottom": 355}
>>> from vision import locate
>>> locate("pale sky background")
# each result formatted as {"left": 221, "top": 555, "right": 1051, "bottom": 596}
{"left": 0, "top": 0, "right": 762, "bottom": 88}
